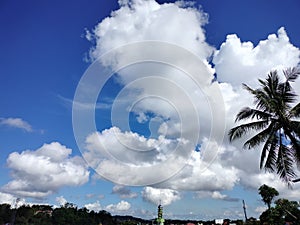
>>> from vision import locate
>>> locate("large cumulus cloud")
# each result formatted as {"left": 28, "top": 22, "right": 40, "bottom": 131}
{"left": 83, "top": 0, "right": 300, "bottom": 206}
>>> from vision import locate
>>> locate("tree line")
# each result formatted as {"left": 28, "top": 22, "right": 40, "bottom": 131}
{"left": 0, "top": 203, "right": 115, "bottom": 225}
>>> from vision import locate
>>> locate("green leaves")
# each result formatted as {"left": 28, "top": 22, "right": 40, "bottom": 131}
{"left": 258, "top": 184, "right": 279, "bottom": 210}
{"left": 258, "top": 185, "right": 300, "bottom": 225}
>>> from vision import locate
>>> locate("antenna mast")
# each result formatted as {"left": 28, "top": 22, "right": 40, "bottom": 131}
{"left": 242, "top": 200, "right": 248, "bottom": 222}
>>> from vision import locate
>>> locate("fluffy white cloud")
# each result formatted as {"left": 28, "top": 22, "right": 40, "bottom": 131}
{"left": 211, "top": 191, "right": 227, "bottom": 200}
{"left": 106, "top": 200, "right": 131, "bottom": 212}
{"left": 0, "top": 117, "right": 33, "bottom": 132}
{"left": 156, "top": 144, "right": 239, "bottom": 192}
{"left": 142, "top": 187, "right": 180, "bottom": 205}
{"left": 80, "top": 0, "right": 300, "bottom": 202}
{"left": 85, "top": 201, "right": 102, "bottom": 212}
{"left": 1, "top": 142, "right": 90, "bottom": 198}
{"left": 87, "top": 0, "right": 212, "bottom": 61}
{"left": 76, "top": 0, "right": 227, "bottom": 189}
{"left": 83, "top": 127, "right": 197, "bottom": 185}
{"left": 213, "top": 27, "right": 300, "bottom": 87}
{"left": 85, "top": 200, "right": 131, "bottom": 213}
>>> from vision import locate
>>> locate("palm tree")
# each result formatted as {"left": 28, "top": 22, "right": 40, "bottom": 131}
{"left": 258, "top": 184, "right": 279, "bottom": 210}
{"left": 229, "top": 67, "right": 300, "bottom": 184}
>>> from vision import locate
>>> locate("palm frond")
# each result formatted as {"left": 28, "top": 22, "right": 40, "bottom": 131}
{"left": 283, "top": 67, "right": 300, "bottom": 82}
{"left": 282, "top": 128, "right": 300, "bottom": 167}
{"left": 235, "top": 107, "right": 272, "bottom": 122}
{"left": 278, "top": 82, "right": 297, "bottom": 104}
{"left": 290, "top": 121, "right": 300, "bottom": 137}
{"left": 229, "top": 120, "right": 270, "bottom": 142}
{"left": 253, "top": 89, "right": 278, "bottom": 113}
{"left": 290, "top": 103, "right": 300, "bottom": 118}
{"left": 263, "top": 138, "right": 278, "bottom": 173}
{"left": 244, "top": 122, "right": 278, "bottom": 149}
{"left": 266, "top": 71, "right": 280, "bottom": 96}
{"left": 242, "top": 83, "right": 255, "bottom": 94}
{"left": 276, "top": 139, "right": 296, "bottom": 184}
{"left": 283, "top": 127, "right": 300, "bottom": 151}
{"left": 243, "top": 83, "right": 276, "bottom": 112}
{"left": 260, "top": 127, "right": 279, "bottom": 169}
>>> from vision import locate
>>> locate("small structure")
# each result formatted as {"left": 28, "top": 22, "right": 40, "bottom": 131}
{"left": 215, "top": 219, "right": 223, "bottom": 224}
{"left": 156, "top": 204, "right": 165, "bottom": 225}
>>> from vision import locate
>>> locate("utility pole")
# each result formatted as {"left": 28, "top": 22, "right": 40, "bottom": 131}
{"left": 242, "top": 200, "right": 248, "bottom": 222}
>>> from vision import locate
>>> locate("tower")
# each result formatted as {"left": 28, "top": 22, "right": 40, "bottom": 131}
{"left": 242, "top": 200, "right": 248, "bottom": 222}
{"left": 156, "top": 204, "right": 165, "bottom": 225}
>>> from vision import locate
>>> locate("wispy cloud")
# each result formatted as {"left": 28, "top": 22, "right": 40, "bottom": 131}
{"left": 112, "top": 185, "right": 138, "bottom": 199}
{"left": 0, "top": 117, "right": 33, "bottom": 132}
{"left": 58, "top": 95, "right": 111, "bottom": 110}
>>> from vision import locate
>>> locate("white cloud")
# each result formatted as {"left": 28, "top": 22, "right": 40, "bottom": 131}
{"left": 255, "top": 206, "right": 267, "bottom": 214}
{"left": 83, "top": 127, "right": 196, "bottom": 185}
{"left": 0, "top": 193, "right": 27, "bottom": 208}
{"left": 0, "top": 117, "right": 33, "bottom": 132}
{"left": 142, "top": 187, "right": 180, "bottom": 206}
{"left": 79, "top": 0, "right": 300, "bottom": 203}
{"left": 106, "top": 200, "right": 131, "bottom": 212}
{"left": 213, "top": 27, "right": 300, "bottom": 88}
{"left": 85, "top": 201, "right": 102, "bottom": 212}
{"left": 85, "top": 200, "right": 131, "bottom": 213}
{"left": 56, "top": 196, "right": 67, "bottom": 206}
{"left": 156, "top": 146, "right": 239, "bottom": 192}
{"left": 0, "top": 192, "right": 17, "bottom": 205}
{"left": 87, "top": 0, "right": 212, "bottom": 61}
{"left": 211, "top": 191, "right": 227, "bottom": 200}
{"left": 1, "top": 142, "right": 90, "bottom": 198}
{"left": 77, "top": 0, "right": 226, "bottom": 188}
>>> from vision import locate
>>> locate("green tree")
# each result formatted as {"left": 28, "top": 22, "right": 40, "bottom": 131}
{"left": 258, "top": 184, "right": 279, "bottom": 210}
{"left": 52, "top": 202, "right": 78, "bottom": 225}
{"left": 275, "top": 198, "right": 300, "bottom": 223}
{"left": 260, "top": 198, "right": 300, "bottom": 224}
{"left": 229, "top": 68, "right": 300, "bottom": 183}
{"left": 0, "top": 204, "right": 12, "bottom": 224}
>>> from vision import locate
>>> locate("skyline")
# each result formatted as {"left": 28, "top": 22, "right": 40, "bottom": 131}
{"left": 1, "top": 0, "right": 300, "bottom": 220}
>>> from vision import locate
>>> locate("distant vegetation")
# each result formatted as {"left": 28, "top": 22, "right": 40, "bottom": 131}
{"left": 0, "top": 202, "right": 243, "bottom": 225}
{"left": 1, "top": 185, "right": 299, "bottom": 225}
{"left": 0, "top": 203, "right": 115, "bottom": 225}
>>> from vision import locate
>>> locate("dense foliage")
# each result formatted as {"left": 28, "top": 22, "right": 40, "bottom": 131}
{"left": 258, "top": 184, "right": 300, "bottom": 224}
{"left": 0, "top": 203, "right": 245, "bottom": 225}
{"left": 0, "top": 203, "right": 115, "bottom": 225}
{"left": 258, "top": 184, "right": 279, "bottom": 210}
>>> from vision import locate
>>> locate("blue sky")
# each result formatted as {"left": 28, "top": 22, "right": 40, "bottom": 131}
{"left": 1, "top": 0, "right": 300, "bottom": 220}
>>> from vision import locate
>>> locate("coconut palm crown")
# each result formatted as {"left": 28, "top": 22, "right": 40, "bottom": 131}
{"left": 229, "top": 67, "right": 300, "bottom": 184}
